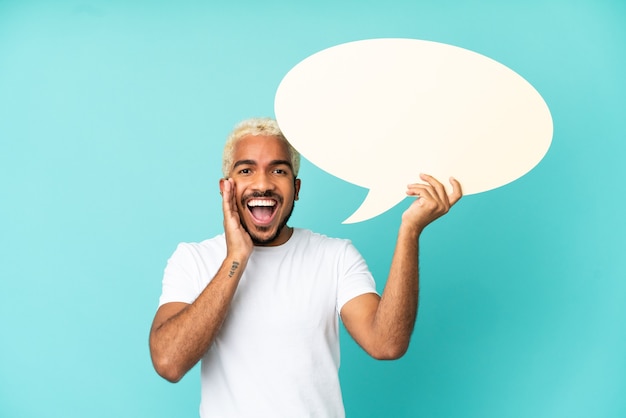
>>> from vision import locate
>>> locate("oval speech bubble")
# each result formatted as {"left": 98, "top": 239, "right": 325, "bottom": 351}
{"left": 275, "top": 38, "right": 553, "bottom": 223}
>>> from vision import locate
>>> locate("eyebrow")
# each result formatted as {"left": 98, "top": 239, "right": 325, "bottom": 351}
{"left": 233, "top": 159, "right": 293, "bottom": 170}
{"left": 269, "top": 160, "right": 293, "bottom": 169}
{"left": 233, "top": 159, "right": 256, "bottom": 169}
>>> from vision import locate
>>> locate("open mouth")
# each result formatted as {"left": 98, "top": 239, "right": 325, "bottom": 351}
{"left": 246, "top": 198, "right": 278, "bottom": 224}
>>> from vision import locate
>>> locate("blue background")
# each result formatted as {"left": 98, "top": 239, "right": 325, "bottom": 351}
{"left": 1, "top": 0, "right": 625, "bottom": 417}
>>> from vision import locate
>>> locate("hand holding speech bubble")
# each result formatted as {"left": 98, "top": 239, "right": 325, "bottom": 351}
{"left": 274, "top": 38, "right": 553, "bottom": 223}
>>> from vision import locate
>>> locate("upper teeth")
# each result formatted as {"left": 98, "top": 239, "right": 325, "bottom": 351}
{"left": 248, "top": 199, "right": 276, "bottom": 207}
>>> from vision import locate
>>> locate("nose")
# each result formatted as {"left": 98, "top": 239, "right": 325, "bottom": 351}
{"left": 251, "top": 171, "right": 275, "bottom": 193}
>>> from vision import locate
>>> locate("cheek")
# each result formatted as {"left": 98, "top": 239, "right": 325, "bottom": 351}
{"left": 286, "top": 191, "right": 298, "bottom": 206}
{"left": 280, "top": 185, "right": 296, "bottom": 201}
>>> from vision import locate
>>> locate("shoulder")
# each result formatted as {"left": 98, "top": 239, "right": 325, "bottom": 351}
{"left": 169, "top": 234, "right": 227, "bottom": 262}
{"left": 293, "top": 228, "right": 351, "bottom": 247}
{"left": 291, "top": 228, "right": 359, "bottom": 260}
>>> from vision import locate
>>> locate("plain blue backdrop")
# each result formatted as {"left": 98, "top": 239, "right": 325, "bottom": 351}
{"left": 1, "top": 0, "right": 625, "bottom": 417}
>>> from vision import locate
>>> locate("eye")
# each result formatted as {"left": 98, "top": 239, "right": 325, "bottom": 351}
{"left": 238, "top": 168, "right": 252, "bottom": 175}
{"left": 272, "top": 166, "right": 292, "bottom": 176}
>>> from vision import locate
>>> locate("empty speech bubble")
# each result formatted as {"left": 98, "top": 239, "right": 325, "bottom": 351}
{"left": 274, "top": 38, "right": 553, "bottom": 223}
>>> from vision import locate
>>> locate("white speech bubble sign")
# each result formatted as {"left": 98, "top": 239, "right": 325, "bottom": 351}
{"left": 275, "top": 38, "right": 553, "bottom": 223}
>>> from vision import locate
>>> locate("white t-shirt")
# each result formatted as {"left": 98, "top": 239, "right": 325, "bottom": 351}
{"left": 159, "top": 228, "right": 378, "bottom": 418}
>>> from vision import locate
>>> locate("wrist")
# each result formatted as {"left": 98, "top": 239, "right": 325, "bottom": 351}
{"left": 223, "top": 253, "right": 249, "bottom": 279}
{"left": 398, "top": 222, "right": 423, "bottom": 241}
{"left": 225, "top": 250, "right": 250, "bottom": 264}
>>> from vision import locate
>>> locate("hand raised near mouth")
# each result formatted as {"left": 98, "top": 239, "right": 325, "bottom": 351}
{"left": 220, "top": 177, "right": 253, "bottom": 260}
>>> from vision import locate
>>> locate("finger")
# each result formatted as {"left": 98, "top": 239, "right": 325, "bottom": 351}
{"left": 406, "top": 185, "right": 439, "bottom": 210}
{"left": 227, "top": 179, "right": 238, "bottom": 211}
{"left": 419, "top": 173, "right": 449, "bottom": 205}
{"left": 405, "top": 183, "right": 435, "bottom": 200}
{"left": 448, "top": 177, "right": 463, "bottom": 206}
{"left": 229, "top": 179, "right": 239, "bottom": 213}
{"left": 406, "top": 181, "right": 442, "bottom": 208}
{"left": 405, "top": 183, "right": 425, "bottom": 194}
{"left": 221, "top": 178, "right": 235, "bottom": 214}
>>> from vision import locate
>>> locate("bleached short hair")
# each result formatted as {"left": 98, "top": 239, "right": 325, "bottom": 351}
{"left": 222, "top": 117, "right": 301, "bottom": 178}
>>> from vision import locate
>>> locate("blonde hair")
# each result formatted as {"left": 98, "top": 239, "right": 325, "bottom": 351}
{"left": 222, "top": 117, "right": 300, "bottom": 177}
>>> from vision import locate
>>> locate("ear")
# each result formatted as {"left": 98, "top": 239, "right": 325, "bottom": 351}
{"left": 294, "top": 178, "right": 301, "bottom": 201}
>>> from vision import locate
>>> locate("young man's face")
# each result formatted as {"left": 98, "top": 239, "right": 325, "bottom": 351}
{"left": 223, "top": 134, "right": 300, "bottom": 246}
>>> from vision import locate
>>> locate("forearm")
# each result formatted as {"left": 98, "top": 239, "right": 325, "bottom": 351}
{"left": 372, "top": 224, "right": 421, "bottom": 356}
{"left": 149, "top": 255, "right": 247, "bottom": 382}
{"left": 343, "top": 175, "right": 461, "bottom": 360}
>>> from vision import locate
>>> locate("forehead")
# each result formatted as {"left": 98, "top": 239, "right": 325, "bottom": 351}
{"left": 232, "top": 135, "right": 291, "bottom": 162}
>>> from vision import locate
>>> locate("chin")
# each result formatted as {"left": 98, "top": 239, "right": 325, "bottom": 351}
{"left": 250, "top": 230, "right": 281, "bottom": 245}
{"left": 243, "top": 222, "right": 281, "bottom": 246}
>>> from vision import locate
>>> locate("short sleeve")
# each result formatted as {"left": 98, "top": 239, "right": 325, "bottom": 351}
{"left": 336, "top": 242, "right": 378, "bottom": 312}
{"left": 159, "top": 243, "right": 202, "bottom": 307}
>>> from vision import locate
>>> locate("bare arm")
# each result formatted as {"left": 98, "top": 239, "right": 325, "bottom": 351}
{"left": 341, "top": 174, "right": 462, "bottom": 360}
{"left": 149, "top": 178, "right": 253, "bottom": 382}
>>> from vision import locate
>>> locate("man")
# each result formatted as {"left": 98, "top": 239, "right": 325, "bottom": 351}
{"left": 149, "top": 117, "right": 462, "bottom": 417}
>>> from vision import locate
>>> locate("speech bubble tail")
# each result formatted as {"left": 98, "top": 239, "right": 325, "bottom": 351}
{"left": 342, "top": 189, "right": 406, "bottom": 224}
